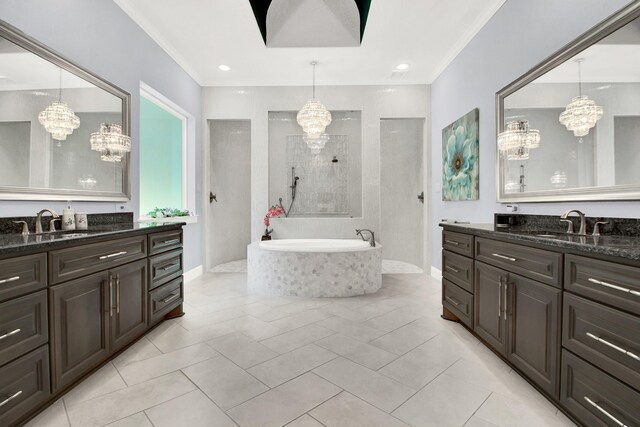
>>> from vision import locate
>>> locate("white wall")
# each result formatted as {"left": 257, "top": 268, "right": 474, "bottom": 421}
{"left": 0, "top": 0, "right": 203, "bottom": 271}
{"left": 430, "top": 0, "right": 636, "bottom": 270}
{"left": 202, "top": 84, "right": 430, "bottom": 268}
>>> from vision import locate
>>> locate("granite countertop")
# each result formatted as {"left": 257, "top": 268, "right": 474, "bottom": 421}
{"left": 0, "top": 221, "right": 185, "bottom": 257}
{"left": 440, "top": 221, "right": 640, "bottom": 261}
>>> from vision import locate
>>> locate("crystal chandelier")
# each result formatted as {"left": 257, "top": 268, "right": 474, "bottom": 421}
{"left": 38, "top": 69, "right": 80, "bottom": 143}
{"left": 90, "top": 123, "right": 131, "bottom": 162}
{"left": 303, "top": 133, "right": 329, "bottom": 154}
{"left": 497, "top": 120, "right": 540, "bottom": 160}
{"left": 559, "top": 59, "right": 603, "bottom": 137}
{"left": 297, "top": 61, "right": 332, "bottom": 141}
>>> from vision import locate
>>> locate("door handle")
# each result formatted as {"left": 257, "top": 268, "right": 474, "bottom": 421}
{"left": 209, "top": 192, "right": 217, "bottom": 203}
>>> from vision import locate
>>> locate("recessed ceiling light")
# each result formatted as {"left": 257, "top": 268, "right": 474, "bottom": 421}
{"left": 395, "top": 63, "right": 410, "bottom": 71}
{"left": 218, "top": 65, "right": 231, "bottom": 71}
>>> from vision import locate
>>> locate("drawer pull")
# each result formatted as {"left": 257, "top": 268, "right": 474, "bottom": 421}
{"left": 444, "top": 240, "right": 460, "bottom": 246}
{"left": 492, "top": 253, "right": 517, "bottom": 262}
{"left": 503, "top": 277, "right": 508, "bottom": 320}
{"left": 0, "top": 275, "right": 19, "bottom": 284}
{"left": 586, "top": 332, "right": 640, "bottom": 361}
{"left": 0, "top": 328, "right": 21, "bottom": 341}
{"left": 159, "top": 263, "right": 178, "bottom": 272}
{"left": 587, "top": 277, "right": 640, "bottom": 297}
{"left": 161, "top": 293, "right": 180, "bottom": 304}
{"left": 445, "top": 265, "right": 460, "bottom": 273}
{"left": 0, "top": 390, "right": 22, "bottom": 407}
{"left": 583, "top": 396, "right": 628, "bottom": 427}
{"left": 99, "top": 251, "right": 127, "bottom": 260}
{"left": 498, "top": 276, "right": 502, "bottom": 318}
{"left": 445, "top": 296, "right": 461, "bottom": 307}
{"left": 161, "top": 239, "right": 180, "bottom": 245}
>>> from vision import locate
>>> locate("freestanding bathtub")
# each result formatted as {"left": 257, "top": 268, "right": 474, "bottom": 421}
{"left": 247, "top": 239, "right": 382, "bottom": 297}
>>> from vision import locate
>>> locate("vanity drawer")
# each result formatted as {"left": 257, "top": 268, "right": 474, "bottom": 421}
{"left": 442, "top": 250, "right": 474, "bottom": 293}
{"left": 50, "top": 236, "right": 147, "bottom": 285}
{"left": 148, "top": 249, "right": 183, "bottom": 290}
{"left": 0, "top": 254, "right": 47, "bottom": 303}
{"left": 0, "top": 345, "right": 50, "bottom": 427}
{"left": 442, "top": 231, "right": 474, "bottom": 257}
{"left": 565, "top": 254, "right": 640, "bottom": 316}
{"left": 148, "top": 229, "right": 183, "bottom": 256}
{"left": 442, "top": 278, "right": 473, "bottom": 328}
{"left": 563, "top": 293, "right": 640, "bottom": 391}
{"left": 475, "top": 237, "right": 562, "bottom": 287}
{"left": 561, "top": 350, "right": 639, "bottom": 427}
{"left": 149, "top": 276, "right": 183, "bottom": 325}
{"left": 0, "top": 291, "right": 48, "bottom": 367}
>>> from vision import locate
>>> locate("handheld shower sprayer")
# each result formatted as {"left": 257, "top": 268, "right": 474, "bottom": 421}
{"left": 279, "top": 167, "right": 300, "bottom": 217}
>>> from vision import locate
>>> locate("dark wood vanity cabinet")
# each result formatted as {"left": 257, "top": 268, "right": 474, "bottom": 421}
{"left": 110, "top": 260, "right": 148, "bottom": 353}
{"left": 506, "top": 272, "right": 561, "bottom": 397}
{"left": 50, "top": 258, "right": 149, "bottom": 391}
{"left": 0, "top": 225, "right": 184, "bottom": 426}
{"left": 474, "top": 238, "right": 562, "bottom": 397}
{"left": 474, "top": 262, "right": 507, "bottom": 354}
{"left": 49, "top": 272, "right": 110, "bottom": 392}
{"left": 442, "top": 225, "right": 640, "bottom": 426}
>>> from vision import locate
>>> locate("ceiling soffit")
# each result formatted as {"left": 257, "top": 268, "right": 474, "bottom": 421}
{"left": 249, "top": 0, "right": 372, "bottom": 47}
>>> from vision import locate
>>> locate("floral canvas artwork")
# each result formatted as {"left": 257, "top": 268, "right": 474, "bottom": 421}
{"left": 442, "top": 108, "right": 479, "bottom": 201}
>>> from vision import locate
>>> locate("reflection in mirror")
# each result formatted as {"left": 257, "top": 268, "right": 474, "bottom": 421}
{"left": 497, "top": 6, "right": 640, "bottom": 201}
{"left": 0, "top": 22, "right": 129, "bottom": 200}
{"left": 268, "top": 111, "right": 362, "bottom": 218}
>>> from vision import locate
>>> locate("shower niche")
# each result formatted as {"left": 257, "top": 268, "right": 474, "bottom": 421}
{"left": 268, "top": 111, "right": 362, "bottom": 218}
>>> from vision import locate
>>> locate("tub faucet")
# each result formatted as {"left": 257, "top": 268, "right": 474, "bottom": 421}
{"left": 355, "top": 229, "right": 375, "bottom": 247}
{"left": 560, "top": 209, "right": 587, "bottom": 235}
{"left": 35, "top": 209, "right": 59, "bottom": 234}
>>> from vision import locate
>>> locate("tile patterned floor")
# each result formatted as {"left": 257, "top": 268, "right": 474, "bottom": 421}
{"left": 209, "top": 259, "right": 424, "bottom": 274}
{"left": 27, "top": 272, "right": 576, "bottom": 427}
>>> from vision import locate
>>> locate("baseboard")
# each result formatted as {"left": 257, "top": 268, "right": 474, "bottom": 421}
{"left": 184, "top": 265, "right": 203, "bottom": 283}
{"left": 430, "top": 266, "right": 442, "bottom": 281}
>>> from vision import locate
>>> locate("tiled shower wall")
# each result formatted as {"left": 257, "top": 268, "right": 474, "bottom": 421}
{"left": 285, "top": 135, "right": 350, "bottom": 216}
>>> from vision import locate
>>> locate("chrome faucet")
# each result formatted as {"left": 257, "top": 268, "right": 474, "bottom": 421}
{"left": 355, "top": 229, "right": 375, "bottom": 247}
{"left": 35, "top": 209, "right": 59, "bottom": 234}
{"left": 560, "top": 209, "right": 587, "bottom": 235}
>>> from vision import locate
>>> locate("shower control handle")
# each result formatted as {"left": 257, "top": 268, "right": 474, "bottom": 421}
{"left": 417, "top": 192, "right": 424, "bottom": 204}
{"left": 209, "top": 192, "right": 217, "bottom": 203}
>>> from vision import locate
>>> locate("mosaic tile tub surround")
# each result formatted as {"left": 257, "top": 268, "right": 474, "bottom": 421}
{"left": 247, "top": 240, "right": 382, "bottom": 297}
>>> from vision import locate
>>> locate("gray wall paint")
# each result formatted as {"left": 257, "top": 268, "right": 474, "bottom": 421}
{"left": 0, "top": 0, "right": 203, "bottom": 271}
{"left": 430, "top": 0, "right": 635, "bottom": 270}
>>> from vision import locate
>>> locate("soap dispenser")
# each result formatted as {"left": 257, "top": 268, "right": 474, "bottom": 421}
{"left": 62, "top": 201, "right": 76, "bottom": 230}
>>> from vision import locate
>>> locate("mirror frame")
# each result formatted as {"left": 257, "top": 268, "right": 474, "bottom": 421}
{"left": 495, "top": 2, "right": 640, "bottom": 203}
{"left": 0, "top": 19, "right": 131, "bottom": 201}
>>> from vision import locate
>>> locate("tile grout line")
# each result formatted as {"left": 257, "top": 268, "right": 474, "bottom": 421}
{"left": 462, "top": 392, "right": 494, "bottom": 426}
{"left": 388, "top": 359, "right": 461, "bottom": 414}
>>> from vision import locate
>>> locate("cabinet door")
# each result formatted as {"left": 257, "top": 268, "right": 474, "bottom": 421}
{"left": 110, "top": 259, "right": 148, "bottom": 352}
{"left": 474, "top": 262, "right": 507, "bottom": 355}
{"left": 507, "top": 273, "right": 561, "bottom": 398}
{"left": 50, "top": 272, "right": 110, "bottom": 392}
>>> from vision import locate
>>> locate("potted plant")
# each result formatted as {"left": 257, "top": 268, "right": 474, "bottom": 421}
{"left": 262, "top": 205, "right": 284, "bottom": 240}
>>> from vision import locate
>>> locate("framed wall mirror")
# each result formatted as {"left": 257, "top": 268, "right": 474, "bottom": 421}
{"left": 496, "top": 3, "right": 640, "bottom": 203}
{"left": 0, "top": 19, "right": 130, "bottom": 201}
